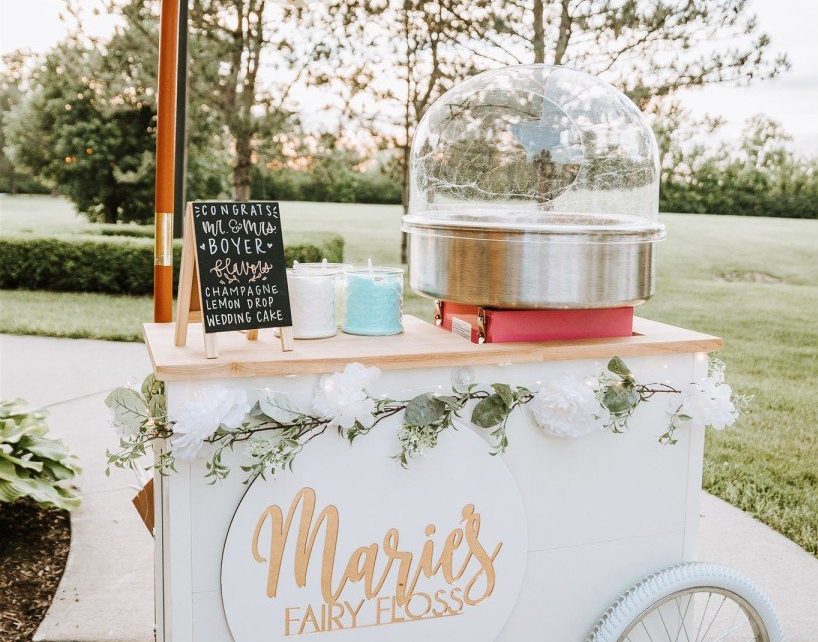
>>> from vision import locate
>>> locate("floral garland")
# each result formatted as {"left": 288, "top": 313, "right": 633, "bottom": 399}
{"left": 105, "top": 356, "right": 744, "bottom": 484}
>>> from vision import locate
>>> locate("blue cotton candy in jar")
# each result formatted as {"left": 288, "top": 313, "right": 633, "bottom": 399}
{"left": 342, "top": 266, "right": 404, "bottom": 336}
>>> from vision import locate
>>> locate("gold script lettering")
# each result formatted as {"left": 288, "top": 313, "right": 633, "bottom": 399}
{"left": 252, "top": 487, "right": 339, "bottom": 601}
{"left": 251, "top": 487, "right": 504, "bottom": 618}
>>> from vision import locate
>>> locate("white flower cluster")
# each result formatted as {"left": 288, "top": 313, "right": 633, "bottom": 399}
{"left": 247, "top": 437, "right": 289, "bottom": 472}
{"left": 247, "top": 437, "right": 277, "bottom": 458}
{"left": 672, "top": 357, "right": 739, "bottom": 431}
{"left": 529, "top": 376, "right": 610, "bottom": 439}
{"left": 398, "top": 424, "right": 440, "bottom": 458}
{"left": 312, "top": 363, "right": 381, "bottom": 431}
{"left": 170, "top": 386, "right": 252, "bottom": 461}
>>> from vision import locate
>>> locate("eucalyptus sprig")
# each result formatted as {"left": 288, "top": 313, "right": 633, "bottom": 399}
{"left": 394, "top": 388, "right": 484, "bottom": 466}
{"left": 105, "top": 374, "right": 173, "bottom": 475}
{"left": 470, "top": 384, "right": 533, "bottom": 454}
{"left": 599, "top": 357, "right": 682, "bottom": 434}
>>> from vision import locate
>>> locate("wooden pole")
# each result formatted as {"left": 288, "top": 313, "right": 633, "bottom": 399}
{"left": 153, "top": 0, "right": 180, "bottom": 323}
{"left": 172, "top": 0, "right": 189, "bottom": 240}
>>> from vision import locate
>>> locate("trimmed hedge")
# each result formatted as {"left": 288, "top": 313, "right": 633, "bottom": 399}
{"left": 90, "top": 225, "right": 155, "bottom": 238}
{"left": 0, "top": 233, "right": 344, "bottom": 295}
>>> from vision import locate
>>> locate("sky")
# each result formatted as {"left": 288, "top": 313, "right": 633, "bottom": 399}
{"left": 2, "top": 0, "right": 817, "bottom": 155}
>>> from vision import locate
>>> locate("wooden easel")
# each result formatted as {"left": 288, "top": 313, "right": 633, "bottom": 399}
{"left": 174, "top": 204, "right": 294, "bottom": 358}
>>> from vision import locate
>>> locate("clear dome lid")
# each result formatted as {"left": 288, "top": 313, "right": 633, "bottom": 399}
{"left": 405, "top": 65, "right": 664, "bottom": 242}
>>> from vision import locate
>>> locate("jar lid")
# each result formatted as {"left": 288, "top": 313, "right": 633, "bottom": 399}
{"left": 345, "top": 266, "right": 404, "bottom": 276}
{"left": 287, "top": 267, "right": 337, "bottom": 279}
{"left": 291, "top": 261, "right": 351, "bottom": 276}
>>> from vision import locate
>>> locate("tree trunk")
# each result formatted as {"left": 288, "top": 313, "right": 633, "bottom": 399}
{"left": 532, "top": 0, "right": 545, "bottom": 64}
{"left": 232, "top": 135, "right": 252, "bottom": 201}
{"left": 554, "top": 0, "right": 572, "bottom": 65}
{"left": 104, "top": 194, "right": 118, "bottom": 223}
{"left": 399, "top": 7, "right": 411, "bottom": 265}
{"left": 400, "top": 139, "right": 410, "bottom": 264}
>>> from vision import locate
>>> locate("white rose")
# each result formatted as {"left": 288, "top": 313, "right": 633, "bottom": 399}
{"left": 529, "top": 376, "right": 610, "bottom": 439}
{"left": 674, "top": 377, "right": 738, "bottom": 432}
{"left": 170, "top": 386, "right": 252, "bottom": 461}
{"left": 312, "top": 363, "right": 381, "bottom": 430}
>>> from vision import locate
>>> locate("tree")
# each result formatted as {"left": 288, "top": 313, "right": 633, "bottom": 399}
{"left": 188, "top": 0, "right": 321, "bottom": 200}
{"left": 315, "top": 0, "right": 789, "bottom": 260}
{"left": 318, "top": 0, "right": 497, "bottom": 261}
{"left": 483, "top": 0, "right": 789, "bottom": 108}
{"left": 0, "top": 52, "right": 47, "bottom": 194}
{"left": 655, "top": 104, "right": 818, "bottom": 218}
{"left": 3, "top": 1, "right": 229, "bottom": 222}
{"left": 5, "top": 41, "right": 156, "bottom": 222}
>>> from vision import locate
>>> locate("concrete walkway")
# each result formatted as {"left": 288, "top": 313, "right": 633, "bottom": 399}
{"left": 0, "top": 335, "right": 153, "bottom": 642}
{"left": 1, "top": 334, "right": 816, "bottom": 641}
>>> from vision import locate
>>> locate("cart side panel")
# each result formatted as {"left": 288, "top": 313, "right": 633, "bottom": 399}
{"left": 157, "top": 352, "right": 704, "bottom": 641}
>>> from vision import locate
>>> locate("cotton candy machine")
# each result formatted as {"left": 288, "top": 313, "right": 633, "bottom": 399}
{"left": 403, "top": 64, "right": 665, "bottom": 309}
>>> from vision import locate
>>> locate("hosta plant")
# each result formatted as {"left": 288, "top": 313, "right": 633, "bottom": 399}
{"left": 0, "top": 399, "right": 82, "bottom": 511}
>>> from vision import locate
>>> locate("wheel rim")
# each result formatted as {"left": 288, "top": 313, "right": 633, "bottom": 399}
{"left": 617, "top": 587, "right": 770, "bottom": 642}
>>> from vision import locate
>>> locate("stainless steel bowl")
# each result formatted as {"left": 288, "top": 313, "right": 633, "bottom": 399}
{"left": 404, "top": 218, "right": 664, "bottom": 309}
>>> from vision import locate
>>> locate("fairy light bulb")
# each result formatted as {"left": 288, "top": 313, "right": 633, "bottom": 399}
{"left": 450, "top": 366, "right": 475, "bottom": 391}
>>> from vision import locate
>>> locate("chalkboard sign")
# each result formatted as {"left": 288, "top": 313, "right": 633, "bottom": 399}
{"left": 189, "top": 201, "right": 292, "bottom": 334}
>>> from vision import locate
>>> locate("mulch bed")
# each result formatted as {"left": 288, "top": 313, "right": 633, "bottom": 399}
{"left": 0, "top": 499, "right": 71, "bottom": 642}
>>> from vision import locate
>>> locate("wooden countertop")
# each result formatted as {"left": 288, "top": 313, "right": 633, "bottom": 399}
{"left": 143, "top": 316, "right": 721, "bottom": 381}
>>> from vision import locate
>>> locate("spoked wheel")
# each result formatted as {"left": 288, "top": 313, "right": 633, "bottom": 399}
{"left": 587, "top": 562, "right": 784, "bottom": 642}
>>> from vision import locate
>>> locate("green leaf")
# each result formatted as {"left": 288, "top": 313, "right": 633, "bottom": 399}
{"left": 42, "top": 459, "right": 79, "bottom": 481}
{"left": 491, "top": 384, "right": 514, "bottom": 407}
{"left": 16, "top": 434, "right": 74, "bottom": 464}
{"left": 1, "top": 475, "right": 80, "bottom": 511}
{"left": 404, "top": 394, "right": 446, "bottom": 427}
{"left": 471, "top": 394, "right": 509, "bottom": 429}
{"left": 141, "top": 374, "right": 162, "bottom": 403}
{"left": 607, "top": 357, "right": 635, "bottom": 383}
{"left": 258, "top": 391, "right": 298, "bottom": 423}
{"left": 602, "top": 383, "right": 640, "bottom": 414}
{"left": 105, "top": 388, "right": 147, "bottom": 432}
{"left": 0, "top": 449, "right": 43, "bottom": 472}
{"left": 148, "top": 394, "right": 166, "bottom": 420}
{"left": 437, "top": 395, "right": 463, "bottom": 411}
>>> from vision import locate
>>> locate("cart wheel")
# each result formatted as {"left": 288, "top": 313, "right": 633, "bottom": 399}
{"left": 586, "top": 562, "right": 783, "bottom": 642}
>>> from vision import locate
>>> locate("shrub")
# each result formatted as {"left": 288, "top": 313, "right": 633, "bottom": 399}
{"left": 0, "top": 233, "right": 344, "bottom": 295}
{"left": 251, "top": 166, "right": 403, "bottom": 205}
{"left": 0, "top": 400, "right": 81, "bottom": 511}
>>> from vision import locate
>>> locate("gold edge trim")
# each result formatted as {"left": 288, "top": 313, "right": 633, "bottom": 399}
{"left": 154, "top": 212, "right": 174, "bottom": 265}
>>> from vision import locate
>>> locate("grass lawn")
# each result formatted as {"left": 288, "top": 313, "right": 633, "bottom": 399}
{"left": 1, "top": 195, "right": 817, "bottom": 554}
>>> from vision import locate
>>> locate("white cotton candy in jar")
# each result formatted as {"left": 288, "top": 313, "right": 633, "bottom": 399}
{"left": 286, "top": 268, "right": 337, "bottom": 339}
{"left": 292, "top": 261, "right": 352, "bottom": 328}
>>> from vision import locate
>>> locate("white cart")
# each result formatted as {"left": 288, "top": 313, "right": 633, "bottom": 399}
{"left": 144, "top": 316, "right": 782, "bottom": 642}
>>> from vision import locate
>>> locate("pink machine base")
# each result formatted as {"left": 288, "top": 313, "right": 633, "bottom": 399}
{"left": 435, "top": 302, "right": 635, "bottom": 344}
